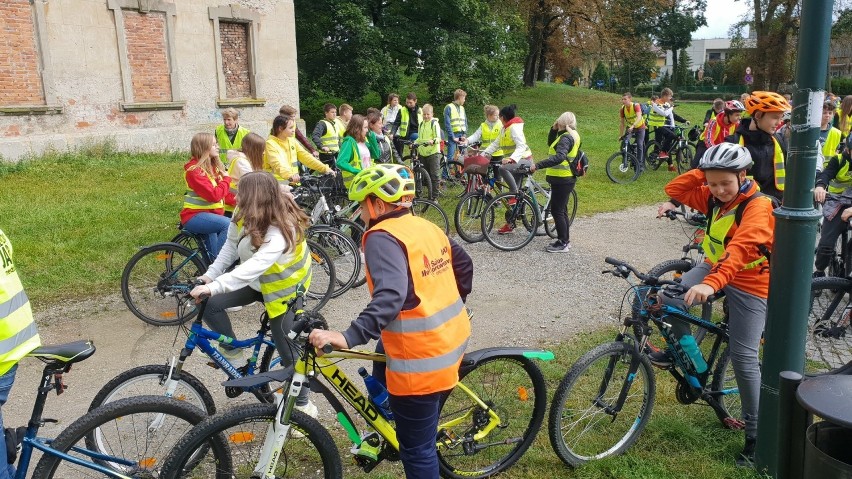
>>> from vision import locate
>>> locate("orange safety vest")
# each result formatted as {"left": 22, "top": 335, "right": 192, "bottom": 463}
{"left": 364, "top": 215, "right": 470, "bottom": 396}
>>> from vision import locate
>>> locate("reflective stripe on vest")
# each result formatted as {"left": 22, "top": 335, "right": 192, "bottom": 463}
{"left": 398, "top": 107, "right": 423, "bottom": 138}
{"left": 822, "top": 127, "right": 842, "bottom": 163}
{"left": 701, "top": 204, "right": 768, "bottom": 269}
{"left": 215, "top": 125, "right": 249, "bottom": 151}
{"left": 829, "top": 158, "right": 852, "bottom": 194}
{"left": 0, "top": 230, "right": 40, "bottom": 375}
{"left": 647, "top": 102, "right": 666, "bottom": 128}
{"left": 418, "top": 119, "right": 441, "bottom": 157}
{"left": 480, "top": 121, "right": 503, "bottom": 156}
{"left": 446, "top": 103, "right": 466, "bottom": 133}
{"left": 738, "top": 136, "right": 785, "bottom": 191}
{"left": 622, "top": 103, "right": 646, "bottom": 129}
{"left": 257, "top": 238, "right": 312, "bottom": 318}
{"left": 365, "top": 215, "right": 470, "bottom": 396}
{"left": 545, "top": 130, "right": 579, "bottom": 178}
{"left": 499, "top": 123, "right": 531, "bottom": 158}
{"left": 320, "top": 120, "right": 340, "bottom": 152}
{"left": 183, "top": 171, "right": 224, "bottom": 211}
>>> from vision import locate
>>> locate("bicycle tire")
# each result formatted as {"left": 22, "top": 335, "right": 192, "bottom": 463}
{"left": 440, "top": 159, "right": 468, "bottom": 199}
{"left": 710, "top": 344, "right": 742, "bottom": 426}
{"left": 677, "top": 145, "right": 695, "bottom": 174}
{"left": 567, "top": 188, "right": 578, "bottom": 226}
{"left": 31, "top": 395, "right": 213, "bottom": 479}
{"left": 454, "top": 191, "right": 490, "bottom": 243}
{"left": 88, "top": 364, "right": 216, "bottom": 416}
{"left": 542, "top": 188, "right": 579, "bottom": 235}
{"left": 481, "top": 193, "right": 538, "bottom": 251}
{"left": 412, "top": 197, "right": 450, "bottom": 235}
{"left": 531, "top": 184, "right": 557, "bottom": 239}
{"left": 806, "top": 276, "right": 852, "bottom": 375}
{"left": 329, "top": 217, "right": 366, "bottom": 287}
{"left": 307, "top": 226, "right": 360, "bottom": 299}
{"left": 160, "top": 403, "right": 342, "bottom": 479}
{"left": 121, "top": 242, "right": 206, "bottom": 326}
{"left": 605, "top": 151, "right": 641, "bottom": 184}
{"left": 305, "top": 239, "right": 336, "bottom": 311}
{"left": 170, "top": 231, "right": 210, "bottom": 265}
{"left": 548, "top": 341, "right": 656, "bottom": 467}
{"left": 438, "top": 355, "right": 547, "bottom": 479}
{"left": 645, "top": 141, "right": 663, "bottom": 170}
{"left": 414, "top": 165, "right": 434, "bottom": 200}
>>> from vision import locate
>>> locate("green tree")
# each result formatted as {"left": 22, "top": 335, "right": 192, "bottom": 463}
{"left": 591, "top": 61, "right": 609, "bottom": 89}
{"left": 674, "top": 49, "right": 694, "bottom": 87}
{"left": 833, "top": 8, "right": 852, "bottom": 38}
{"left": 646, "top": 0, "right": 707, "bottom": 89}
{"left": 703, "top": 60, "right": 726, "bottom": 84}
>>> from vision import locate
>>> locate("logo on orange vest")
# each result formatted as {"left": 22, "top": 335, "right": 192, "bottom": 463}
{"left": 421, "top": 247, "right": 451, "bottom": 277}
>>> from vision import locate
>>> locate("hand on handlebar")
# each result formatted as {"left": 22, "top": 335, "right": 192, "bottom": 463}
{"left": 684, "top": 283, "right": 714, "bottom": 306}
{"left": 657, "top": 201, "right": 678, "bottom": 218}
{"left": 190, "top": 284, "right": 211, "bottom": 302}
{"left": 814, "top": 185, "right": 827, "bottom": 204}
{"left": 307, "top": 329, "right": 347, "bottom": 356}
{"left": 841, "top": 207, "right": 852, "bottom": 223}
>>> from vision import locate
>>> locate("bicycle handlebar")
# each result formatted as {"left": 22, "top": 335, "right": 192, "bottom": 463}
{"left": 604, "top": 257, "right": 720, "bottom": 302}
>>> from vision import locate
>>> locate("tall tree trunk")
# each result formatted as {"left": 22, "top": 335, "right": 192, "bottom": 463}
{"left": 671, "top": 48, "right": 679, "bottom": 89}
{"left": 536, "top": 43, "right": 548, "bottom": 81}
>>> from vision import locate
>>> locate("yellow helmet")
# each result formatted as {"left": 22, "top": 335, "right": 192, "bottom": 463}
{"left": 348, "top": 164, "right": 416, "bottom": 203}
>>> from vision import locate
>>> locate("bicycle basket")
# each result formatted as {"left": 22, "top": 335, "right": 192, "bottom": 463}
{"left": 687, "top": 126, "right": 701, "bottom": 142}
{"left": 463, "top": 154, "right": 490, "bottom": 175}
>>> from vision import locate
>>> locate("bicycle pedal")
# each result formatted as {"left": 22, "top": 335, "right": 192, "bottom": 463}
{"left": 723, "top": 417, "right": 745, "bottom": 430}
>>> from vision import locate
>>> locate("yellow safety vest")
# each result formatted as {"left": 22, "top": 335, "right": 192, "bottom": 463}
{"left": 417, "top": 119, "right": 441, "bottom": 157}
{"left": 224, "top": 157, "right": 243, "bottom": 213}
{"left": 320, "top": 120, "right": 340, "bottom": 153}
{"left": 829, "top": 157, "right": 852, "bottom": 194}
{"left": 480, "top": 121, "right": 503, "bottom": 156}
{"left": 647, "top": 102, "right": 667, "bottom": 129}
{"left": 255, "top": 233, "right": 312, "bottom": 319}
{"left": 215, "top": 125, "right": 249, "bottom": 152}
{"left": 738, "top": 136, "right": 785, "bottom": 191}
{"left": 340, "top": 142, "right": 368, "bottom": 189}
{"left": 498, "top": 123, "right": 531, "bottom": 159}
{"left": 822, "top": 127, "right": 842, "bottom": 166}
{"left": 701, "top": 201, "right": 770, "bottom": 270}
{"left": 622, "top": 103, "right": 646, "bottom": 129}
{"left": 0, "top": 230, "right": 40, "bottom": 376}
{"left": 545, "top": 130, "right": 579, "bottom": 178}
{"left": 445, "top": 103, "right": 466, "bottom": 133}
{"left": 398, "top": 107, "right": 423, "bottom": 138}
{"left": 838, "top": 112, "right": 852, "bottom": 136}
{"left": 183, "top": 170, "right": 225, "bottom": 211}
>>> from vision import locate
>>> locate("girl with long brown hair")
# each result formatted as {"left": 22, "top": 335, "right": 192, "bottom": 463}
{"left": 224, "top": 132, "right": 265, "bottom": 216}
{"left": 336, "top": 113, "right": 381, "bottom": 188}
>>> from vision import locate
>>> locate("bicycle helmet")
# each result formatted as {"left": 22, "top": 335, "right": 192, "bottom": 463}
{"left": 348, "top": 164, "right": 415, "bottom": 203}
{"left": 744, "top": 91, "right": 791, "bottom": 114}
{"left": 698, "top": 143, "right": 754, "bottom": 171}
{"left": 724, "top": 100, "right": 745, "bottom": 113}
{"left": 782, "top": 111, "right": 791, "bottom": 123}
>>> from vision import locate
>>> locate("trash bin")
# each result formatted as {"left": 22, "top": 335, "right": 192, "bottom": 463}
{"left": 797, "top": 375, "right": 852, "bottom": 477}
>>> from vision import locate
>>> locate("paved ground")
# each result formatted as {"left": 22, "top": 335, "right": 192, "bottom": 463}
{"left": 6, "top": 204, "right": 690, "bottom": 437}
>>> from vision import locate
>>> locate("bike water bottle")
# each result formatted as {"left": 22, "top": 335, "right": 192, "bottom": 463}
{"left": 358, "top": 367, "right": 394, "bottom": 420}
{"left": 679, "top": 335, "right": 708, "bottom": 374}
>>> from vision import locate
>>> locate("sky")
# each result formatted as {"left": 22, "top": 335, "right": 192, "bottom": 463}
{"left": 693, "top": 0, "right": 751, "bottom": 39}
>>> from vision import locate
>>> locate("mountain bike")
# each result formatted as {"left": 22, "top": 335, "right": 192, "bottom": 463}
{"left": 10, "top": 340, "right": 213, "bottom": 478}
{"left": 605, "top": 134, "right": 643, "bottom": 184}
{"left": 121, "top": 238, "right": 336, "bottom": 326}
{"left": 480, "top": 165, "right": 577, "bottom": 251}
{"left": 437, "top": 149, "right": 468, "bottom": 198}
{"left": 806, "top": 276, "right": 852, "bottom": 376}
{"left": 160, "top": 308, "right": 553, "bottom": 479}
{"left": 452, "top": 148, "right": 508, "bottom": 243}
{"left": 548, "top": 258, "right": 743, "bottom": 467}
{"left": 399, "top": 139, "right": 437, "bottom": 199}
{"left": 645, "top": 124, "right": 700, "bottom": 173}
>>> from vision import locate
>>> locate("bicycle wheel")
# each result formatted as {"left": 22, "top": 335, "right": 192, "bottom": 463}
{"left": 481, "top": 193, "right": 538, "bottom": 251}
{"left": 806, "top": 276, "right": 852, "bottom": 375}
{"left": 548, "top": 341, "right": 656, "bottom": 467}
{"left": 645, "top": 141, "right": 663, "bottom": 170}
{"left": 331, "top": 217, "right": 366, "bottom": 288}
{"left": 31, "top": 396, "right": 212, "bottom": 479}
{"left": 414, "top": 165, "right": 434, "bottom": 199}
{"left": 454, "top": 191, "right": 490, "bottom": 243}
{"left": 438, "top": 355, "right": 547, "bottom": 479}
{"left": 89, "top": 364, "right": 216, "bottom": 415}
{"left": 567, "top": 188, "right": 578, "bottom": 226}
{"left": 710, "top": 344, "right": 742, "bottom": 426}
{"left": 121, "top": 242, "right": 206, "bottom": 326}
{"left": 440, "top": 159, "right": 468, "bottom": 198}
{"left": 305, "top": 239, "right": 335, "bottom": 311}
{"left": 412, "top": 197, "right": 450, "bottom": 234}
{"left": 531, "top": 185, "right": 557, "bottom": 239}
{"left": 308, "top": 227, "right": 360, "bottom": 298}
{"left": 605, "top": 152, "right": 640, "bottom": 184}
{"left": 677, "top": 145, "right": 695, "bottom": 174}
{"left": 647, "top": 259, "right": 694, "bottom": 281}
{"left": 160, "top": 403, "right": 342, "bottom": 479}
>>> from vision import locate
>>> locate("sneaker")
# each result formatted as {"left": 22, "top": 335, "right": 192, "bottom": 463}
{"left": 225, "top": 305, "right": 243, "bottom": 313}
{"left": 648, "top": 350, "right": 673, "bottom": 369}
{"left": 351, "top": 432, "right": 382, "bottom": 462}
{"left": 548, "top": 240, "right": 562, "bottom": 248}
{"left": 497, "top": 224, "right": 514, "bottom": 234}
{"left": 668, "top": 164, "right": 677, "bottom": 172}
{"left": 735, "top": 436, "right": 756, "bottom": 468}
{"left": 658, "top": 151, "right": 669, "bottom": 159}
{"left": 546, "top": 241, "right": 571, "bottom": 253}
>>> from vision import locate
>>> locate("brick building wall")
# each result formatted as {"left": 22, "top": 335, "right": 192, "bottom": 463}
{"left": 220, "top": 22, "right": 251, "bottom": 98}
{"left": 0, "top": 0, "right": 45, "bottom": 106}
{"left": 124, "top": 10, "right": 172, "bottom": 102}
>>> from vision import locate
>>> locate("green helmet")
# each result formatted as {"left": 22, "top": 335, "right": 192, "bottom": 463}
{"left": 348, "top": 164, "right": 416, "bottom": 203}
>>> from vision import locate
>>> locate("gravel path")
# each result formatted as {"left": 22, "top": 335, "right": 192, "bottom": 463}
{"left": 5, "top": 204, "right": 688, "bottom": 436}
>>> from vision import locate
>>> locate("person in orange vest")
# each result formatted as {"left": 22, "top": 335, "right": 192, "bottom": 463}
{"left": 309, "top": 164, "right": 473, "bottom": 477}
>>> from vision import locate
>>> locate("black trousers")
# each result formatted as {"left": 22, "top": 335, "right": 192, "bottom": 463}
{"left": 549, "top": 179, "right": 577, "bottom": 244}
{"left": 655, "top": 126, "right": 676, "bottom": 153}
{"left": 815, "top": 210, "right": 850, "bottom": 272}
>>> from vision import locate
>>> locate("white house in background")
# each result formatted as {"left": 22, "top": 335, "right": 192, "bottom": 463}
{"left": 658, "top": 38, "right": 736, "bottom": 77}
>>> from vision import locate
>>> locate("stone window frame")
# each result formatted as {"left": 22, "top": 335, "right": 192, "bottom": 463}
{"left": 0, "top": 1, "right": 62, "bottom": 116}
{"left": 107, "top": 0, "right": 185, "bottom": 112}
{"left": 209, "top": 5, "right": 265, "bottom": 108}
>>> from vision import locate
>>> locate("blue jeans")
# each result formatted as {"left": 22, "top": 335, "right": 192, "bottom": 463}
{"left": 446, "top": 133, "right": 465, "bottom": 161}
{"left": 388, "top": 390, "right": 448, "bottom": 479}
{"left": 0, "top": 365, "right": 18, "bottom": 479}
{"left": 183, "top": 212, "right": 230, "bottom": 260}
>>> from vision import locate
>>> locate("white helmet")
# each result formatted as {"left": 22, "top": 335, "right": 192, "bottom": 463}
{"left": 699, "top": 143, "right": 754, "bottom": 171}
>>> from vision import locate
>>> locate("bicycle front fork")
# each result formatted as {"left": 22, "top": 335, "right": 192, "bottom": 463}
{"left": 252, "top": 372, "right": 306, "bottom": 477}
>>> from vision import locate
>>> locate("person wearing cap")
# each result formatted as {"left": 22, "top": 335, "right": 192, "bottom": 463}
{"left": 308, "top": 164, "right": 473, "bottom": 478}
{"left": 655, "top": 142, "right": 775, "bottom": 467}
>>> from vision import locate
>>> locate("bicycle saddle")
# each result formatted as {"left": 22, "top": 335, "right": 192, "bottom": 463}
{"left": 27, "top": 340, "right": 95, "bottom": 365}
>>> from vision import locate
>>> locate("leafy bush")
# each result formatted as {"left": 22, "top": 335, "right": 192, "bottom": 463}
{"left": 831, "top": 77, "right": 852, "bottom": 96}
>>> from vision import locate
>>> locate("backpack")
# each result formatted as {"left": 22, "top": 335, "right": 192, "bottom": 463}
{"left": 570, "top": 150, "right": 589, "bottom": 177}
{"left": 639, "top": 102, "right": 651, "bottom": 118}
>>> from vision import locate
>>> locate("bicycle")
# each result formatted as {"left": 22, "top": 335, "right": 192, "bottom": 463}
{"left": 453, "top": 149, "right": 509, "bottom": 243}
{"left": 480, "top": 165, "right": 578, "bottom": 251}
{"left": 645, "top": 124, "right": 700, "bottom": 173}
{"left": 548, "top": 258, "right": 743, "bottom": 467}
{"left": 121, "top": 238, "right": 336, "bottom": 326}
{"left": 806, "top": 275, "right": 852, "bottom": 376}
{"left": 605, "top": 134, "right": 643, "bottom": 184}
{"left": 88, "top": 295, "right": 307, "bottom": 415}
{"left": 437, "top": 150, "right": 468, "bottom": 199}
{"left": 10, "top": 340, "right": 214, "bottom": 478}
{"left": 160, "top": 308, "right": 553, "bottom": 479}
{"left": 399, "top": 138, "right": 437, "bottom": 199}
